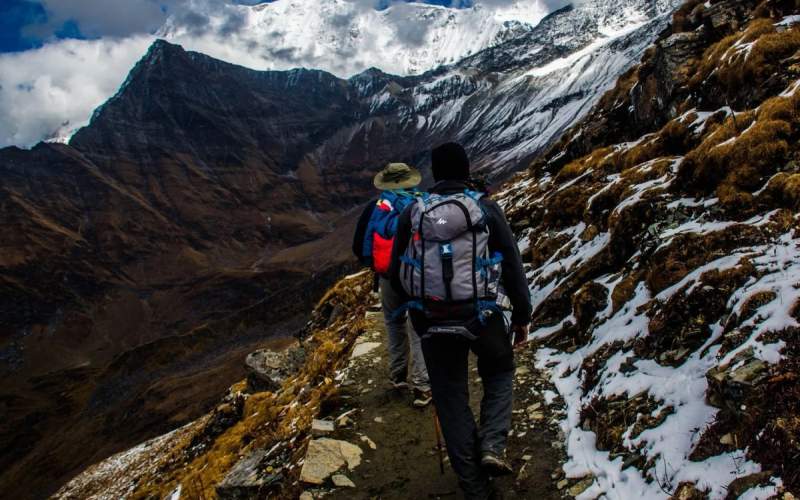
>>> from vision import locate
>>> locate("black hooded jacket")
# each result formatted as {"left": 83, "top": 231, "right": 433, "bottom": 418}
{"left": 388, "top": 180, "right": 532, "bottom": 326}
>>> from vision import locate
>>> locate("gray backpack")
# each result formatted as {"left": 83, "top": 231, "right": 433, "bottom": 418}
{"left": 399, "top": 191, "right": 503, "bottom": 331}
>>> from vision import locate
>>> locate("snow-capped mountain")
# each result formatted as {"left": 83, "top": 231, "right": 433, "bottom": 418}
{"left": 158, "top": 0, "right": 551, "bottom": 77}
{"left": 310, "top": 0, "right": 684, "bottom": 177}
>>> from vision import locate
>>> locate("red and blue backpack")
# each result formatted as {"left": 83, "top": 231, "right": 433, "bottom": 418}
{"left": 362, "top": 190, "right": 419, "bottom": 275}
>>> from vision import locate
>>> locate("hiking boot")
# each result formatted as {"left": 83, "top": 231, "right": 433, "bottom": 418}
{"left": 481, "top": 452, "right": 513, "bottom": 477}
{"left": 390, "top": 380, "right": 409, "bottom": 391}
{"left": 412, "top": 388, "right": 433, "bottom": 408}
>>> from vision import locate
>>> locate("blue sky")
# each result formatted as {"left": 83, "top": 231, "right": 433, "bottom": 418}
{"left": 0, "top": 0, "right": 470, "bottom": 53}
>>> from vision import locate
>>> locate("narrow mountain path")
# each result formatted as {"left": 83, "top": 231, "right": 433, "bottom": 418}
{"left": 304, "top": 307, "right": 570, "bottom": 499}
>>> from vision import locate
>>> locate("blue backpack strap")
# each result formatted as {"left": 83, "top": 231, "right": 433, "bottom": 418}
{"left": 389, "top": 300, "right": 424, "bottom": 320}
{"left": 463, "top": 189, "right": 484, "bottom": 201}
{"left": 399, "top": 255, "right": 422, "bottom": 269}
{"left": 476, "top": 251, "right": 503, "bottom": 277}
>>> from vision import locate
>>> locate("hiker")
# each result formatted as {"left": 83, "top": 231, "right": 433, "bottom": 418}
{"left": 389, "top": 143, "right": 532, "bottom": 500}
{"left": 352, "top": 162, "right": 433, "bottom": 408}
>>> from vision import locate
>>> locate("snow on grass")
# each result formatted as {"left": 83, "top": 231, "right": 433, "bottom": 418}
{"left": 528, "top": 223, "right": 611, "bottom": 313}
{"left": 719, "top": 231, "right": 800, "bottom": 366}
{"left": 527, "top": 227, "right": 800, "bottom": 499}
{"left": 776, "top": 15, "right": 800, "bottom": 27}
{"left": 665, "top": 197, "right": 718, "bottom": 209}
{"left": 612, "top": 173, "right": 673, "bottom": 216}
{"left": 55, "top": 421, "right": 199, "bottom": 499}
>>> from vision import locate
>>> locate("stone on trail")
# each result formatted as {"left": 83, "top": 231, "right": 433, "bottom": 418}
{"left": 300, "top": 438, "right": 363, "bottom": 485}
{"left": 568, "top": 476, "right": 595, "bottom": 497}
{"left": 351, "top": 342, "right": 381, "bottom": 359}
{"left": 359, "top": 434, "right": 377, "bottom": 450}
{"left": 331, "top": 474, "right": 356, "bottom": 488}
{"left": 311, "top": 419, "right": 335, "bottom": 437}
{"left": 335, "top": 409, "right": 357, "bottom": 427}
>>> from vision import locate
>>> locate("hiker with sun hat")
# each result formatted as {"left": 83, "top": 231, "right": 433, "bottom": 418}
{"left": 352, "top": 162, "right": 432, "bottom": 408}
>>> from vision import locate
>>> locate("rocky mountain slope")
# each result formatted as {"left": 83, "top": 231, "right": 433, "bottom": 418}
{"left": 51, "top": 0, "right": 800, "bottom": 498}
{"left": 497, "top": 0, "right": 800, "bottom": 495}
{"left": 1, "top": 2, "right": 683, "bottom": 497}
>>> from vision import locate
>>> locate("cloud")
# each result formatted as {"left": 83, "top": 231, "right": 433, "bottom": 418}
{"left": 0, "top": 35, "right": 153, "bottom": 147}
{"left": 25, "top": 0, "right": 169, "bottom": 39}
{"left": 0, "top": 0, "right": 559, "bottom": 148}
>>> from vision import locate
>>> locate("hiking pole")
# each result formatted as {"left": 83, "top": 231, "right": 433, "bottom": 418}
{"left": 433, "top": 405, "right": 445, "bottom": 475}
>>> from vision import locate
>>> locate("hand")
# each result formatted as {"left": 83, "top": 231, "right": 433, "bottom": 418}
{"left": 511, "top": 323, "right": 529, "bottom": 348}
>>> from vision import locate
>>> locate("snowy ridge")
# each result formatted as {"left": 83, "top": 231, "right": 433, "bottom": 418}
{"left": 158, "top": 0, "right": 551, "bottom": 77}
{"left": 314, "top": 0, "right": 685, "bottom": 178}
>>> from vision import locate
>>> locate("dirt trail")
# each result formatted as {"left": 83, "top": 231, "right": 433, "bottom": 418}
{"left": 309, "top": 308, "right": 568, "bottom": 499}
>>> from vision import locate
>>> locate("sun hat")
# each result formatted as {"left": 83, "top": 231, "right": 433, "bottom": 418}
{"left": 373, "top": 162, "right": 422, "bottom": 190}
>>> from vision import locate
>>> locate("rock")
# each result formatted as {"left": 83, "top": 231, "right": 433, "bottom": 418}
{"left": 557, "top": 479, "right": 569, "bottom": 490}
{"left": 311, "top": 419, "right": 335, "bottom": 437}
{"left": 217, "top": 448, "right": 282, "bottom": 499}
{"left": 351, "top": 342, "right": 381, "bottom": 359}
{"left": 707, "top": 349, "right": 770, "bottom": 408}
{"left": 373, "top": 416, "right": 384, "bottom": 424}
{"left": 719, "top": 433, "right": 734, "bottom": 445}
{"left": 672, "top": 482, "right": 706, "bottom": 500}
{"left": 521, "top": 454, "right": 532, "bottom": 461}
{"left": 360, "top": 435, "right": 377, "bottom": 450}
{"left": 300, "top": 439, "right": 363, "bottom": 485}
{"left": 516, "top": 463, "right": 530, "bottom": 482}
{"left": 335, "top": 409, "right": 357, "bottom": 427}
{"left": 515, "top": 366, "right": 530, "bottom": 376}
{"left": 331, "top": 474, "right": 356, "bottom": 488}
{"left": 246, "top": 345, "right": 306, "bottom": 392}
{"left": 299, "top": 492, "right": 314, "bottom": 500}
{"left": 725, "top": 472, "right": 774, "bottom": 499}
{"left": 529, "top": 412, "right": 545, "bottom": 421}
{"left": 568, "top": 476, "right": 594, "bottom": 497}
{"left": 580, "top": 224, "right": 599, "bottom": 242}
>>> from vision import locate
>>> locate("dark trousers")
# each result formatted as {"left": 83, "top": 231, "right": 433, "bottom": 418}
{"left": 414, "top": 312, "right": 515, "bottom": 500}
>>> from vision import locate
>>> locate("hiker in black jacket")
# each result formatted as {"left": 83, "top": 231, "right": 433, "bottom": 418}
{"left": 389, "top": 143, "right": 532, "bottom": 500}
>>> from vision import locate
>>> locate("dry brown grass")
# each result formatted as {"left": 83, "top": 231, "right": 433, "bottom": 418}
{"left": 610, "top": 271, "right": 643, "bottom": 313}
{"left": 691, "top": 19, "right": 800, "bottom": 96}
{"left": 556, "top": 146, "right": 616, "bottom": 182}
{"left": 129, "top": 271, "right": 374, "bottom": 499}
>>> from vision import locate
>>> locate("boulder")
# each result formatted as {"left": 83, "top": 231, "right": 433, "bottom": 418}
{"left": 246, "top": 344, "right": 306, "bottom": 392}
{"left": 216, "top": 448, "right": 283, "bottom": 499}
{"left": 707, "top": 348, "right": 770, "bottom": 409}
{"left": 300, "top": 438, "right": 363, "bottom": 485}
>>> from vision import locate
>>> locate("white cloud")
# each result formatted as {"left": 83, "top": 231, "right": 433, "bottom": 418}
{"left": 0, "top": 0, "right": 551, "bottom": 149}
{"left": 0, "top": 35, "right": 154, "bottom": 147}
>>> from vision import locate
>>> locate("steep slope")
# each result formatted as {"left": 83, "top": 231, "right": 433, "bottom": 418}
{"left": 1, "top": 1, "right": 684, "bottom": 497}
{"left": 494, "top": 0, "right": 800, "bottom": 496}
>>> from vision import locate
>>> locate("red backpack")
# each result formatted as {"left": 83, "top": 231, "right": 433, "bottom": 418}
{"left": 361, "top": 190, "right": 418, "bottom": 274}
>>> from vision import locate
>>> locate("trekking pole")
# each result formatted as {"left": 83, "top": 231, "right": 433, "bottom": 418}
{"left": 433, "top": 405, "right": 445, "bottom": 475}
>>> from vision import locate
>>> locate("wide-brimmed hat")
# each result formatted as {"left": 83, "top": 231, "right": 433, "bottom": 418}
{"left": 373, "top": 162, "right": 422, "bottom": 190}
